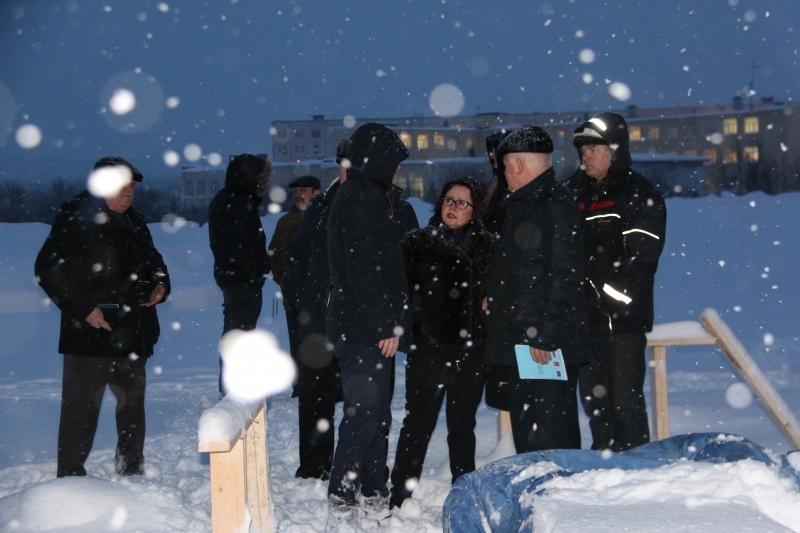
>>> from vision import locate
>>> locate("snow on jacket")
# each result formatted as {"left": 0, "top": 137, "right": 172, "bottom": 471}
{"left": 208, "top": 155, "right": 270, "bottom": 290}
{"left": 326, "top": 123, "right": 419, "bottom": 348}
{"left": 485, "top": 167, "right": 588, "bottom": 367}
{"left": 35, "top": 191, "right": 171, "bottom": 358}
{"left": 402, "top": 221, "right": 496, "bottom": 350}
{"left": 566, "top": 112, "right": 667, "bottom": 334}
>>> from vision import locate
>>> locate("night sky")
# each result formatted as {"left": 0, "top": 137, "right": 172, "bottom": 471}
{"left": 1, "top": 0, "right": 798, "bottom": 185}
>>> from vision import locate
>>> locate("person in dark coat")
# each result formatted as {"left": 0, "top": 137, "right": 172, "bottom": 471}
{"left": 390, "top": 177, "right": 495, "bottom": 510}
{"left": 208, "top": 154, "right": 272, "bottom": 394}
{"left": 269, "top": 174, "right": 321, "bottom": 396}
{"left": 283, "top": 141, "right": 349, "bottom": 480}
{"left": 325, "top": 123, "right": 418, "bottom": 524}
{"left": 35, "top": 156, "right": 171, "bottom": 477}
{"left": 567, "top": 113, "right": 667, "bottom": 452}
{"left": 485, "top": 126, "right": 588, "bottom": 454}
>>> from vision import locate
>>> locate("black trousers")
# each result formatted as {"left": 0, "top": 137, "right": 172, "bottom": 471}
{"left": 579, "top": 331, "right": 650, "bottom": 451}
{"left": 57, "top": 354, "right": 147, "bottom": 477}
{"left": 286, "top": 307, "right": 302, "bottom": 397}
{"left": 219, "top": 284, "right": 263, "bottom": 393}
{"left": 390, "top": 344, "right": 485, "bottom": 507}
{"left": 296, "top": 333, "right": 342, "bottom": 479}
{"left": 507, "top": 362, "right": 581, "bottom": 454}
{"left": 328, "top": 342, "right": 394, "bottom": 506}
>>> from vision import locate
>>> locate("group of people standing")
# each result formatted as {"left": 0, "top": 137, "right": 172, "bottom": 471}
{"left": 35, "top": 110, "right": 665, "bottom": 531}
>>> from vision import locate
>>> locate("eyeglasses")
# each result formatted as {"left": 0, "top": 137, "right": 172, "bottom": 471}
{"left": 442, "top": 196, "right": 473, "bottom": 210}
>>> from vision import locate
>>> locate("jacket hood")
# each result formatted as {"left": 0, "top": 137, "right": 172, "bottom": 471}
{"left": 346, "top": 123, "right": 409, "bottom": 186}
{"left": 573, "top": 112, "right": 632, "bottom": 173}
{"left": 225, "top": 154, "right": 270, "bottom": 195}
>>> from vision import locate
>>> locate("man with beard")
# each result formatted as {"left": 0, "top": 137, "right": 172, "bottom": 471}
{"left": 208, "top": 153, "right": 272, "bottom": 395}
{"left": 283, "top": 140, "right": 349, "bottom": 480}
{"left": 35, "top": 156, "right": 171, "bottom": 477}
{"left": 567, "top": 113, "right": 666, "bottom": 452}
{"left": 485, "top": 126, "right": 588, "bottom": 454}
{"left": 269, "top": 175, "right": 321, "bottom": 389}
{"left": 325, "top": 123, "right": 418, "bottom": 527}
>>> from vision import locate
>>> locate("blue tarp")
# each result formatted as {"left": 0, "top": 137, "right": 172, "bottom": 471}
{"left": 443, "top": 433, "right": 800, "bottom": 533}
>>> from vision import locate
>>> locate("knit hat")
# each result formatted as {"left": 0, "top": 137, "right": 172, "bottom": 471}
{"left": 496, "top": 126, "right": 554, "bottom": 160}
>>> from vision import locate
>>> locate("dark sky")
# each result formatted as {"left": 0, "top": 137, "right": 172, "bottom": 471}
{"left": 1, "top": 0, "right": 798, "bottom": 185}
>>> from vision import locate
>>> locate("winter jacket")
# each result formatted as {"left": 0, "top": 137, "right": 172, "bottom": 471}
{"left": 566, "top": 113, "right": 667, "bottom": 335}
{"left": 326, "top": 123, "right": 419, "bottom": 348}
{"left": 402, "top": 222, "right": 496, "bottom": 351}
{"left": 208, "top": 156, "right": 270, "bottom": 290}
{"left": 269, "top": 205, "right": 303, "bottom": 306}
{"left": 283, "top": 179, "right": 341, "bottom": 337}
{"left": 35, "top": 191, "right": 171, "bottom": 358}
{"left": 485, "top": 167, "right": 588, "bottom": 367}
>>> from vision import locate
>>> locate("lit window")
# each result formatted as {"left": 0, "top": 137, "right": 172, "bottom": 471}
{"left": 394, "top": 176, "right": 408, "bottom": 190}
{"left": 400, "top": 132, "right": 412, "bottom": 148}
{"left": 184, "top": 180, "right": 194, "bottom": 197}
{"left": 704, "top": 149, "right": 717, "bottom": 164}
{"left": 648, "top": 127, "right": 660, "bottom": 140}
{"left": 744, "top": 117, "right": 759, "bottom": 134}
{"left": 723, "top": 148, "right": 738, "bottom": 163}
{"left": 417, "top": 135, "right": 429, "bottom": 150}
{"left": 744, "top": 146, "right": 759, "bottom": 162}
{"left": 196, "top": 180, "right": 206, "bottom": 197}
{"left": 723, "top": 118, "right": 738, "bottom": 135}
{"left": 434, "top": 134, "right": 445, "bottom": 147}
{"left": 446, "top": 138, "right": 458, "bottom": 150}
{"left": 410, "top": 175, "right": 424, "bottom": 198}
{"left": 668, "top": 127, "right": 679, "bottom": 139}
{"left": 684, "top": 149, "right": 698, "bottom": 156}
{"left": 629, "top": 125, "right": 641, "bottom": 141}
{"left": 465, "top": 138, "right": 473, "bottom": 149}
{"left": 210, "top": 179, "right": 221, "bottom": 195}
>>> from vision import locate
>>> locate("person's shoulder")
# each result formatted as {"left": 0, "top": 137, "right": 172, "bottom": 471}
{"left": 624, "top": 170, "right": 665, "bottom": 205}
{"left": 403, "top": 225, "right": 433, "bottom": 245}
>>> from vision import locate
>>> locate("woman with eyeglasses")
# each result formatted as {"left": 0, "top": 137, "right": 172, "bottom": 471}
{"left": 389, "top": 177, "right": 496, "bottom": 510}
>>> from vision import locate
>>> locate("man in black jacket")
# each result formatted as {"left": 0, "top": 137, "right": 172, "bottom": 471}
{"left": 485, "top": 126, "right": 588, "bottom": 454}
{"left": 208, "top": 154, "right": 272, "bottom": 394}
{"left": 35, "top": 156, "right": 171, "bottom": 477}
{"left": 567, "top": 113, "right": 667, "bottom": 452}
{"left": 283, "top": 140, "right": 348, "bottom": 480}
{"left": 325, "top": 123, "right": 418, "bottom": 523}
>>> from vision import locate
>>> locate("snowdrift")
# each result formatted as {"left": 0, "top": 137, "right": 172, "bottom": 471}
{"left": 444, "top": 433, "right": 800, "bottom": 533}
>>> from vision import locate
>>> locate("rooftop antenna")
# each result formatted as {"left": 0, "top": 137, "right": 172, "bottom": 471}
{"left": 748, "top": 58, "right": 761, "bottom": 109}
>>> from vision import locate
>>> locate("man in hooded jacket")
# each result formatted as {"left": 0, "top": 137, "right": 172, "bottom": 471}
{"left": 35, "top": 156, "right": 171, "bottom": 477}
{"left": 567, "top": 112, "right": 667, "bottom": 452}
{"left": 208, "top": 154, "right": 272, "bottom": 394}
{"left": 325, "top": 123, "right": 418, "bottom": 521}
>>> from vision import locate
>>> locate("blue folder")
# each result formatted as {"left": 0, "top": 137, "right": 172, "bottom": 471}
{"left": 514, "top": 345, "right": 567, "bottom": 380}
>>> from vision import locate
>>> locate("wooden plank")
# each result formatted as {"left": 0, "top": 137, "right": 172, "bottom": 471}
{"left": 199, "top": 441, "right": 233, "bottom": 453}
{"left": 498, "top": 409, "right": 512, "bottom": 441}
{"left": 245, "top": 403, "right": 271, "bottom": 533}
{"left": 210, "top": 437, "right": 247, "bottom": 533}
{"left": 649, "top": 345, "right": 670, "bottom": 440}
{"left": 700, "top": 308, "right": 800, "bottom": 448}
{"left": 647, "top": 337, "right": 716, "bottom": 347}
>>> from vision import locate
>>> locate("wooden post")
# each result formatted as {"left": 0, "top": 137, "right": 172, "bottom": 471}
{"left": 245, "top": 404, "right": 271, "bottom": 533}
{"left": 497, "top": 410, "right": 512, "bottom": 441}
{"left": 700, "top": 308, "right": 800, "bottom": 448}
{"left": 649, "top": 345, "right": 670, "bottom": 440}
{"left": 209, "top": 436, "right": 247, "bottom": 532}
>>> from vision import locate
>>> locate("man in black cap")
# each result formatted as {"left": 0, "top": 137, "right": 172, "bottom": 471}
{"left": 325, "top": 123, "right": 418, "bottom": 526}
{"left": 208, "top": 154, "right": 272, "bottom": 394}
{"left": 35, "top": 156, "right": 171, "bottom": 477}
{"left": 567, "top": 113, "right": 666, "bottom": 452}
{"left": 269, "top": 175, "right": 321, "bottom": 389}
{"left": 484, "top": 126, "right": 588, "bottom": 454}
{"left": 283, "top": 141, "right": 349, "bottom": 480}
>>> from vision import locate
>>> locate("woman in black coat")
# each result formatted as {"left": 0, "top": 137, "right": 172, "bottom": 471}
{"left": 390, "top": 177, "right": 496, "bottom": 510}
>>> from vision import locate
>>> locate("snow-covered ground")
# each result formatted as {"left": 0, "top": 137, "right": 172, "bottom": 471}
{"left": 0, "top": 192, "right": 799, "bottom": 532}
